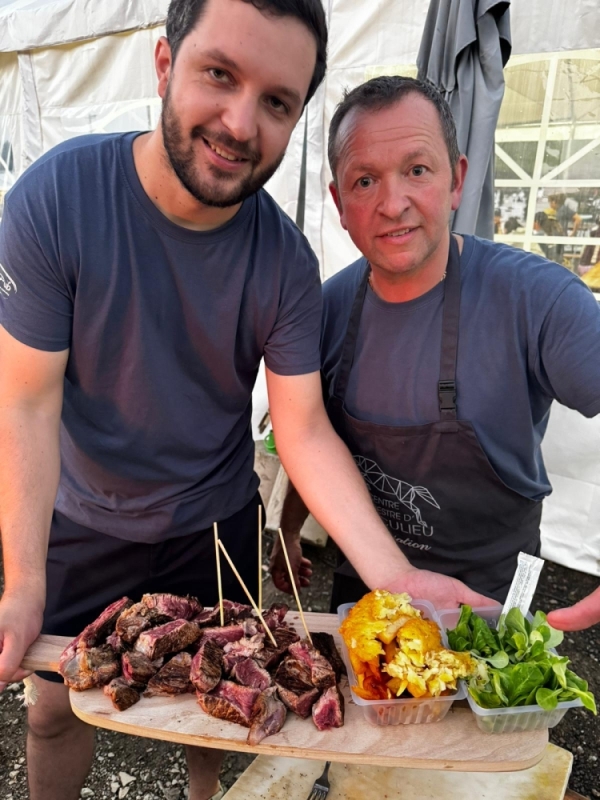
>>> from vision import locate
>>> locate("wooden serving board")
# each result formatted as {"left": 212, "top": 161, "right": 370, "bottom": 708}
{"left": 22, "top": 613, "right": 548, "bottom": 771}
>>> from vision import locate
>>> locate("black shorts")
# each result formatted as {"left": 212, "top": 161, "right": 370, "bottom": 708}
{"left": 39, "top": 493, "right": 263, "bottom": 683}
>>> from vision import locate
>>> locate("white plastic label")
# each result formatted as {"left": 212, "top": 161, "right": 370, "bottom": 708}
{"left": 501, "top": 552, "right": 545, "bottom": 619}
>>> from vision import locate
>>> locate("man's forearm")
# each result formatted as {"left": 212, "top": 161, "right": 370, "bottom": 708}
{"left": 280, "top": 483, "right": 310, "bottom": 538}
{"left": 0, "top": 409, "right": 60, "bottom": 599}
{"left": 274, "top": 417, "right": 413, "bottom": 589}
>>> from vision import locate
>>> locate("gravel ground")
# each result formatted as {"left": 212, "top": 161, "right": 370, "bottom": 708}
{"left": 1, "top": 534, "right": 598, "bottom": 799}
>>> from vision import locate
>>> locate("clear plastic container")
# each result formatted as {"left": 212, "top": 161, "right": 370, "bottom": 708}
{"left": 438, "top": 606, "right": 583, "bottom": 734}
{"left": 337, "top": 600, "right": 466, "bottom": 726}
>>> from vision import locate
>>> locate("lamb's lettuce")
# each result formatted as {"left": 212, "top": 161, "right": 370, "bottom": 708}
{"left": 447, "top": 606, "right": 596, "bottom": 714}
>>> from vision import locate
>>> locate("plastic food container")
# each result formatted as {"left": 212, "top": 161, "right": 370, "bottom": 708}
{"left": 337, "top": 600, "right": 466, "bottom": 726}
{"left": 438, "top": 606, "right": 583, "bottom": 734}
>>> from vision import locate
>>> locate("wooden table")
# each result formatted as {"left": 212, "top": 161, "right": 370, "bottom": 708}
{"left": 221, "top": 744, "right": 573, "bottom": 800}
{"left": 23, "top": 612, "right": 549, "bottom": 772}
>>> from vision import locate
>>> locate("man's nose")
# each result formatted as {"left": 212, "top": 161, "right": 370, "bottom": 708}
{"left": 378, "top": 178, "right": 411, "bottom": 219}
{"left": 221, "top": 92, "right": 259, "bottom": 144}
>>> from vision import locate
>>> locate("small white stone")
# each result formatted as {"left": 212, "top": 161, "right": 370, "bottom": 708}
{"left": 111, "top": 782, "right": 120, "bottom": 793}
{"left": 81, "top": 789, "right": 95, "bottom": 798}
{"left": 120, "top": 773, "right": 136, "bottom": 787}
{"left": 7, "top": 683, "right": 21, "bottom": 692}
{"left": 9, "top": 771, "right": 19, "bottom": 778}
{"left": 108, "top": 752, "right": 115, "bottom": 758}
{"left": 118, "top": 788, "right": 130, "bottom": 800}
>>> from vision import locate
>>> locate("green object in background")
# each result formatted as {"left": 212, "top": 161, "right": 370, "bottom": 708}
{"left": 264, "top": 431, "right": 277, "bottom": 454}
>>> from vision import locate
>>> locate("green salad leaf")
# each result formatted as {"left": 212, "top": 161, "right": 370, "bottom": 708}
{"left": 446, "top": 605, "right": 596, "bottom": 714}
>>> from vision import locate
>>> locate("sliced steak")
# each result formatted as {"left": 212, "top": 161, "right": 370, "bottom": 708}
{"left": 199, "top": 624, "right": 246, "bottom": 648}
{"left": 222, "top": 634, "right": 265, "bottom": 672}
{"left": 58, "top": 597, "right": 132, "bottom": 672}
{"left": 106, "top": 632, "right": 126, "bottom": 653}
{"left": 262, "top": 603, "right": 289, "bottom": 629}
{"left": 142, "top": 593, "right": 203, "bottom": 620}
{"left": 274, "top": 657, "right": 314, "bottom": 694}
{"left": 190, "top": 639, "right": 223, "bottom": 693}
{"left": 144, "top": 653, "right": 193, "bottom": 697}
{"left": 197, "top": 681, "right": 260, "bottom": 728}
{"left": 312, "top": 685, "right": 345, "bottom": 731}
{"left": 276, "top": 684, "right": 319, "bottom": 719}
{"left": 247, "top": 687, "right": 287, "bottom": 745}
{"left": 310, "top": 632, "right": 347, "bottom": 683}
{"left": 121, "top": 651, "right": 158, "bottom": 687}
{"left": 115, "top": 601, "right": 168, "bottom": 644}
{"left": 60, "top": 644, "right": 120, "bottom": 691}
{"left": 193, "top": 600, "right": 252, "bottom": 628}
{"left": 103, "top": 678, "right": 141, "bottom": 711}
{"left": 134, "top": 620, "right": 200, "bottom": 660}
{"left": 255, "top": 627, "right": 300, "bottom": 671}
{"left": 231, "top": 658, "right": 272, "bottom": 691}
{"left": 288, "top": 640, "right": 336, "bottom": 690}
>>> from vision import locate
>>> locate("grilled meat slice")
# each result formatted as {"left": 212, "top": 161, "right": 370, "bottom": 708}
{"left": 312, "top": 685, "right": 345, "bottom": 731}
{"left": 58, "top": 597, "right": 132, "bottom": 673}
{"left": 222, "top": 634, "right": 265, "bottom": 673}
{"left": 106, "top": 632, "right": 126, "bottom": 653}
{"left": 262, "top": 603, "right": 289, "bottom": 629}
{"left": 134, "top": 620, "right": 200, "bottom": 660}
{"left": 60, "top": 644, "right": 120, "bottom": 691}
{"left": 197, "top": 681, "right": 260, "bottom": 727}
{"left": 190, "top": 639, "right": 223, "bottom": 693}
{"left": 255, "top": 627, "right": 300, "bottom": 671}
{"left": 193, "top": 600, "right": 253, "bottom": 628}
{"left": 247, "top": 687, "right": 287, "bottom": 745}
{"left": 310, "top": 632, "right": 347, "bottom": 683}
{"left": 288, "top": 640, "right": 336, "bottom": 690}
{"left": 199, "top": 624, "right": 246, "bottom": 648}
{"left": 276, "top": 684, "right": 320, "bottom": 718}
{"left": 103, "top": 678, "right": 141, "bottom": 711}
{"left": 121, "top": 651, "right": 158, "bottom": 687}
{"left": 231, "top": 658, "right": 272, "bottom": 691}
{"left": 144, "top": 653, "right": 193, "bottom": 697}
{"left": 141, "top": 593, "right": 203, "bottom": 620}
{"left": 115, "top": 602, "right": 169, "bottom": 644}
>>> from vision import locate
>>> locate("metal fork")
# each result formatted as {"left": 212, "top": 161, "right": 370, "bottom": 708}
{"left": 306, "top": 761, "right": 331, "bottom": 800}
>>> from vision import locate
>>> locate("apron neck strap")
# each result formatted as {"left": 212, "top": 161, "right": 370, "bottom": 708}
{"left": 438, "top": 234, "right": 461, "bottom": 422}
{"left": 333, "top": 264, "right": 370, "bottom": 401}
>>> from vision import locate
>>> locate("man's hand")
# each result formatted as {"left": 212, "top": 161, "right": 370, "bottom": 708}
{"left": 0, "top": 591, "right": 45, "bottom": 691}
{"left": 546, "top": 585, "right": 600, "bottom": 631}
{"left": 385, "top": 568, "right": 498, "bottom": 611}
{"left": 269, "top": 533, "right": 313, "bottom": 595}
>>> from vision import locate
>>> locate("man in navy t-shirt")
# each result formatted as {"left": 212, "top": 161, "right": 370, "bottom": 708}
{"left": 0, "top": 6, "right": 496, "bottom": 800}
{"left": 275, "top": 76, "right": 600, "bottom": 626}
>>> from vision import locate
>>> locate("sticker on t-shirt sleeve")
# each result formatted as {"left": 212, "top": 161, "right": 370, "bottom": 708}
{"left": 0, "top": 262, "right": 17, "bottom": 297}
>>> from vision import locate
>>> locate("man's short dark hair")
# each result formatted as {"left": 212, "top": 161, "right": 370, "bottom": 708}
{"left": 166, "top": 0, "right": 327, "bottom": 106}
{"left": 328, "top": 75, "right": 461, "bottom": 181}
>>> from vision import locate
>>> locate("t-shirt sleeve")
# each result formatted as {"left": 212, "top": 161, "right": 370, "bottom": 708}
{"left": 0, "top": 179, "right": 73, "bottom": 352}
{"left": 535, "top": 278, "right": 600, "bottom": 417}
{"left": 262, "top": 239, "right": 322, "bottom": 376}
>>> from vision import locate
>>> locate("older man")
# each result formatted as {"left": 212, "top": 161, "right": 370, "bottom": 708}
{"left": 274, "top": 76, "right": 600, "bottom": 631}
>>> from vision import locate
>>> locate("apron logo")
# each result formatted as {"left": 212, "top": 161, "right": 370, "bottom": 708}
{"left": 354, "top": 456, "right": 439, "bottom": 537}
{"left": 0, "top": 262, "right": 17, "bottom": 297}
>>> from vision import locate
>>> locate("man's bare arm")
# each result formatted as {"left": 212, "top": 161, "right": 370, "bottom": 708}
{"left": 0, "top": 324, "right": 68, "bottom": 688}
{"left": 266, "top": 369, "right": 497, "bottom": 608}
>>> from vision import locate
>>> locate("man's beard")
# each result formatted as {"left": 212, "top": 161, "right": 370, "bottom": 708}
{"left": 161, "top": 84, "right": 285, "bottom": 208}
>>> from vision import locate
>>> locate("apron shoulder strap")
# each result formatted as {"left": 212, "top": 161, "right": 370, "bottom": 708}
{"left": 438, "top": 235, "right": 461, "bottom": 422}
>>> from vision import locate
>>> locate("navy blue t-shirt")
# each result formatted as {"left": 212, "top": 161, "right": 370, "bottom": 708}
{"left": 321, "top": 235, "right": 600, "bottom": 502}
{"left": 0, "top": 133, "right": 322, "bottom": 542}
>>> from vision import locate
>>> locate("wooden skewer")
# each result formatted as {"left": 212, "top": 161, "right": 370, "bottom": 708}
{"left": 278, "top": 528, "right": 312, "bottom": 644}
{"left": 258, "top": 504, "right": 263, "bottom": 613}
{"left": 213, "top": 522, "right": 225, "bottom": 627}
{"left": 217, "top": 538, "right": 278, "bottom": 647}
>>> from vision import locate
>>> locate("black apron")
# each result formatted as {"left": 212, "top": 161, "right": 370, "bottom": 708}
{"left": 328, "top": 236, "right": 542, "bottom": 610}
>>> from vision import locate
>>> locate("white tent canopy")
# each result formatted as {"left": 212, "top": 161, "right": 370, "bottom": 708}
{"left": 0, "top": 0, "right": 599, "bottom": 577}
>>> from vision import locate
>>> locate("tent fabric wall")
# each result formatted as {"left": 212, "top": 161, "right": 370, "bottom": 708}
{"left": 0, "top": 52, "right": 21, "bottom": 192}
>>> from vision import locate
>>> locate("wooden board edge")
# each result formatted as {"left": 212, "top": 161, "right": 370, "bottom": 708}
{"left": 70, "top": 702, "right": 548, "bottom": 772}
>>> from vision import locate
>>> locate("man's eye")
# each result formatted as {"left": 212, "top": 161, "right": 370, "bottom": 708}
{"left": 267, "top": 96, "right": 288, "bottom": 114}
{"left": 209, "top": 68, "right": 229, "bottom": 82}
{"left": 357, "top": 177, "right": 372, "bottom": 188}
{"left": 412, "top": 166, "right": 427, "bottom": 177}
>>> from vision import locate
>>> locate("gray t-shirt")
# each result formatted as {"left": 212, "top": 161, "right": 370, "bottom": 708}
{"left": 321, "top": 235, "right": 600, "bottom": 502}
{"left": 0, "top": 133, "right": 322, "bottom": 542}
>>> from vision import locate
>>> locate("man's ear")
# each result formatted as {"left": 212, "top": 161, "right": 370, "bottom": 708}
{"left": 450, "top": 154, "right": 469, "bottom": 212}
{"left": 329, "top": 181, "right": 348, "bottom": 231}
{"left": 155, "top": 37, "right": 173, "bottom": 100}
